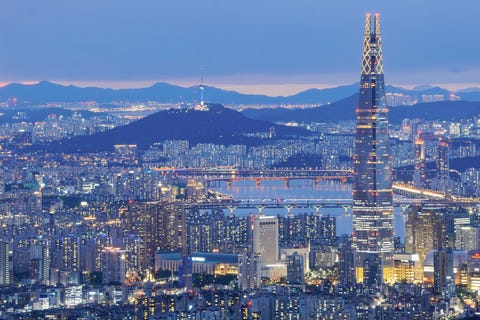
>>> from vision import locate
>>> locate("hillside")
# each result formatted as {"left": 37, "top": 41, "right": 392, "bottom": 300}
{"left": 37, "top": 104, "right": 311, "bottom": 152}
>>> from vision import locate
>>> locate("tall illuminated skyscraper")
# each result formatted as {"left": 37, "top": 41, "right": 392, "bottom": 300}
{"left": 352, "top": 13, "right": 394, "bottom": 284}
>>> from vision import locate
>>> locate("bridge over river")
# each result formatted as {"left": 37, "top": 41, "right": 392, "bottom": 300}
{"left": 188, "top": 197, "right": 479, "bottom": 216}
{"left": 154, "top": 167, "right": 479, "bottom": 213}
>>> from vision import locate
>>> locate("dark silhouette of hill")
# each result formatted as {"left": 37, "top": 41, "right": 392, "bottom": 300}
{"left": 281, "top": 84, "right": 358, "bottom": 104}
{"left": 270, "top": 153, "right": 323, "bottom": 169}
{"left": 242, "top": 94, "right": 358, "bottom": 122}
{"left": 38, "top": 104, "right": 311, "bottom": 153}
{"left": 395, "top": 156, "right": 480, "bottom": 182}
{"left": 458, "top": 87, "right": 480, "bottom": 101}
{"left": 242, "top": 96, "right": 480, "bottom": 124}
{"left": 389, "top": 101, "right": 480, "bottom": 122}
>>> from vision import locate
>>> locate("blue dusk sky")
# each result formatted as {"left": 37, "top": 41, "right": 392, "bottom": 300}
{"left": 0, "top": 0, "right": 478, "bottom": 95}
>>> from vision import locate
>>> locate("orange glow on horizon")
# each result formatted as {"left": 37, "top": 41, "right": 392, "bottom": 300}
{"left": 0, "top": 81, "right": 40, "bottom": 87}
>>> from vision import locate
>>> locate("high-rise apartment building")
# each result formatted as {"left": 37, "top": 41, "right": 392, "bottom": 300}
{"left": 405, "top": 206, "right": 447, "bottom": 281}
{"left": 436, "top": 139, "right": 450, "bottom": 194}
{"left": 102, "top": 247, "right": 126, "bottom": 284}
{"left": 338, "top": 239, "right": 356, "bottom": 287}
{"left": 238, "top": 247, "right": 257, "bottom": 291}
{"left": 0, "top": 241, "right": 12, "bottom": 285}
{"left": 455, "top": 226, "right": 480, "bottom": 251}
{"left": 352, "top": 13, "right": 394, "bottom": 284}
{"left": 30, "top": 241, "right": 50, "bottom": 285}
{"left": 413, "top": 138, "right": 427, "bottom": 187}
{"left": 319, "top": 215, "right": 336, "bottom": 246}
{"left": 62, "top": 235, "right": 80, "bottom": 273}
{"left": 287, "top": 252, "right": 305, "bottom": 285}
{"left": 434, "top": 248, "right": 454, "bottom": 295}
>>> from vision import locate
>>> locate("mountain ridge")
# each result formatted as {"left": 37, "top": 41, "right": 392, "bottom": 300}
{"left": 1, "top": 81, "right": 479, "bottom": 105}
{"left": 242, "top": 96, "right": 480, "bottom": 124}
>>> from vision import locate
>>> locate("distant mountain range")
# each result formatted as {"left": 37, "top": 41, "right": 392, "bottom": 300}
{"left": 36, "top": 104, "right": 310, "bottom": 153}
{"left": 1, "top": 81, "right": 480, "bottom": 105}
{"left": 242, "top": 95, "right": 480, "bottom": 124}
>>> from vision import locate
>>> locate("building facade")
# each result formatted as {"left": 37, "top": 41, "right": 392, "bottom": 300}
{"left": 352, "top": 13, "right": 394, "bottom": 283}
{"left": 251, "top": 215, "right": 279, "bottom": 265}
{"left": 413, "top": 138, "right": 427, "bottom": 187}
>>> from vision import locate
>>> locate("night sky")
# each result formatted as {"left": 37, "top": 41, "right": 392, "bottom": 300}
{"left": 0, "top": 1, "right": 478, "bottom": 95}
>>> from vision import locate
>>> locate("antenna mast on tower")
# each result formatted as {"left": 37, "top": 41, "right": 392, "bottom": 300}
{"left": 200, "top": 65, "right": 205, "bottom": 106}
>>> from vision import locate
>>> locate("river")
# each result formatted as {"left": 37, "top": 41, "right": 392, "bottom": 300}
{"left": 209, "top": 179, "right": 407, "bottom": 242}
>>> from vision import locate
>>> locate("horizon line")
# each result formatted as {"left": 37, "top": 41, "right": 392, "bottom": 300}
{"left": 0, "top": 79, "right": 478, "bottom": 97}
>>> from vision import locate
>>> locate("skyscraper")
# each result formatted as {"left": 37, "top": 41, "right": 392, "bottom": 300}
{"left": 352, "top": 13, "right": 394, "bottom": 284}
{"left": 413, "top": 138, "right": 426, "bottom": 188}
{"left": 243, "top": 214, "right": 279, "bottom": 289}
{"left": 0, "top": 241, "right": 12, "bottom": 285}
{"left": 338, "top": 238, "right": 356, "bottom": 287}
{"left": 251, "top": 215, "right": 279, "bottom": 265}
{"left": 435, "top": 139, "right": 450, "bottom": 194}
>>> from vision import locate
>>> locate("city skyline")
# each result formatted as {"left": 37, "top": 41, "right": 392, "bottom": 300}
{"left": 0, "top": 6, "right": 478, "bottom": 315}
{"left": 0, "top": 1, "right": 478, "bottom": 95}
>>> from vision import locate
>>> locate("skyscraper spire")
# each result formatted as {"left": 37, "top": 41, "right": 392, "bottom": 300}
{"left": 352, "top": 13, "right": 393, "bottom": 286}
{"left": 200, "top": 65, "right": 205, "bottom": 106}
{"left": 374, "top": 14, "right": 384, "bottom": 75}
{"left": 361, "top": 13, "right": 384, "bottom": 76}
{"left": 361, "top": 14, "right": 372, "bottom": 75}
{"left": 374, "top": 13, "right": 381, "bottom": 36}
{"left": 364, "top": 13, "right": 371, "bottom": 36}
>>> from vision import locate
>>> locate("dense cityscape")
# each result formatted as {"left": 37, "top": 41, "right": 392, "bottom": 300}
{"left": 0, "top": 3, "right": 479, "bottom": 320}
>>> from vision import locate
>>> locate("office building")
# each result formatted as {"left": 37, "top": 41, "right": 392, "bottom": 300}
{"left": 251, "top": 215, "right": 279, "bottom": 265}
{"left": 352, "top": 13, "right": 394, "bottom": 284}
